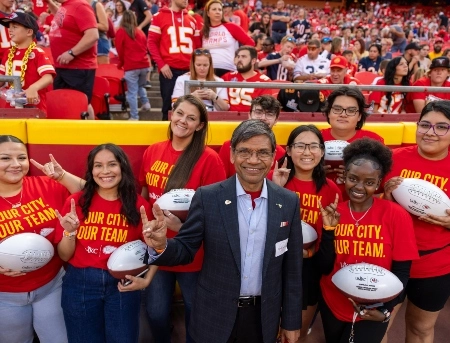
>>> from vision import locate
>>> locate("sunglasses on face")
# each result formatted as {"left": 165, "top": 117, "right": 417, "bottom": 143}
{"left": 285, "top": 37, "right": 295, "bottom": 43}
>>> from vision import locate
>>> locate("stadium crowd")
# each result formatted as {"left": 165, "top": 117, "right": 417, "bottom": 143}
{"left": 0, "top": 1, "right": 450, "bottom": 343}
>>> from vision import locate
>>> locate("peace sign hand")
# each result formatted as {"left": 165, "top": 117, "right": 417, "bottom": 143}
{"left": 272, "top": 158, "right": 291, "bottom": 187}
{"left": 318, "top": 193, "right": 340, "bottom": 227}
{"left": 56, "top": 198, "right": 80, "bottom": 233}
{"left": 142, "top": 204, "right": 167, "bottom": 251}
{"left": 30, "top": 154, "right": 65, "bottom": 181}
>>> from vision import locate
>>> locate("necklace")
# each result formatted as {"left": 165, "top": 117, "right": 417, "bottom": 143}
{"left": 0, "top": 189, "right": 23, "bottom": 209}
{"left": 348, "top": 201, "right": 372, "bottom": 226}
{"left": 6, "top": 42, "right": 36, "bottom": 88}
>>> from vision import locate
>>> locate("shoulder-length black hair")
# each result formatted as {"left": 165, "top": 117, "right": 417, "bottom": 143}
{"left": 79, "top": 143, "right": 140, "bottom": 227}
{"left": 278, "top": 125, "right": 327, "bottom": 193}
{"left": 383, "top": 56, "right": 409, "bottom": 112}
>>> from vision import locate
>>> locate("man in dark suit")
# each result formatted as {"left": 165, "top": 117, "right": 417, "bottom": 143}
{"left": 143, "top": 120, "right": 303, "bottom": 343}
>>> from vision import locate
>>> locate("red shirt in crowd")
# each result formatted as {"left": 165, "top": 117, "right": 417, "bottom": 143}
{"left": 115, "top": 28, "right": 150, "bottom": 71}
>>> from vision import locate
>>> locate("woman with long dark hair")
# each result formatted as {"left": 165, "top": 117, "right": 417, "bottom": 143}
{"left": 138, "top": 95, "right": 226, "bottom": 342}
{"left": 369, "top": 56, "right": 410, "bottom": 114}
{"left": 271, "top": 124, "right": 342, "bottom": 341}
{"left": 358, "top": 43, "right": 383, "bottom": 73}
{"left": 56, "top": 143, "right": 154, "bottom": 342}
{"left": 248, "top": 11, "right": 271, "bottom": 37}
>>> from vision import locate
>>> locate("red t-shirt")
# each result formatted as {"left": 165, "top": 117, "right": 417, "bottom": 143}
{"left": 219, "top": 140, "right": 285, "bottom": 178}
{"left": 320, "top": 198, "right": 418, "bottom": 322}
{"left": 54, "top": 192, "right": 150, "bottom": 270}
{"left": 318, "top": 75, "right": 361, "bottom": 98}
{"left": 147, "top": 7, "right": 201, "bottom": 70}
{"left": 222, "top": 71, "right": 272, "bottom": 112}
{"left": 368, "top": 78, "right": 409, "bottom": 114}
{"left": 49, "top": 0, "right": 98, "bottom": 70}
{"left": 384, "top": 145, "right": 450, "bottom": 278}
{"left": 0, "top": 177, "right": 69, "bottom": 293}
{"left": 407, "top": 77, "right": 450, "bottom": 112}
{"left": 0, "top": 10, "right": 12, "bottom": 62}
{"left": 139, "top": 140, "right": 226, "bottom": 272}
{"left": 115, "top": 28, "right": 150, "bottom": 71}
{"left": 0, "top": 46, "right": 55, "bottom": 114}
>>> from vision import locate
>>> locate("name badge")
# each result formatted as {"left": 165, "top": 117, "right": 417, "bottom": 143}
{"left": 275, "top": 238, "right": 288, "bottom": 257}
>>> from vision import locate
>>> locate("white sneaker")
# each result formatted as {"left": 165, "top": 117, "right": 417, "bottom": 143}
{"left": 140, "top": 103, "right": 151, "bottom": 111}
{"left": 128, "top": 117, "right": 139, "bottom": 121}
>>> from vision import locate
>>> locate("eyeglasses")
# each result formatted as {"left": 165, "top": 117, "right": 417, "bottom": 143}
{"left": 416, "top": 121, "right": 450, "bottom": 136}
{"left": 233, "top": 148, "right": 274, "bottom": 160}
{"left": 194, "top": 49, "right": 210, "bottom": 55}
{"left": 307, "top": 46, "right": 318, "bottom": 51}
{"left": 331, "top": 105, "right": 359, "bottom": 116}
{"left": 251, "top": 109, "right": 277, "bottom": 119}
{"left": 290, "top": 142, "right": 323, "bottom": 153}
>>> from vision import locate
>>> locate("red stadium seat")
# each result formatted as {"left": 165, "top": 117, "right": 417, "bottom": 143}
{"left": 96, "top": 64, "right": 125, "bottom": 80}
{"left": 92, "top": 76, "right": 111, "bottom": 120}
{"left": 46, "top": 89, "right": 89, "bottom": 119}
{"left": 355, "top": 71, "right": 378, "bottom": 85}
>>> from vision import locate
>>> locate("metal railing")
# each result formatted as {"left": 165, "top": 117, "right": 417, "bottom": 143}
{"left": 0, "top": 75, "right": 22, "bottom": 93}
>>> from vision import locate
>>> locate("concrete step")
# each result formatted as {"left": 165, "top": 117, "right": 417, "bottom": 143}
{"left": 149, "top": 97, "right": 163, "bottom": 108}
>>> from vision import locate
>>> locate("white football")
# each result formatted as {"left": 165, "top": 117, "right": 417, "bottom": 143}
{"left": 155, "top": 188, "right": 195, "bottom": 221}
{"left": 302, "top": 221, "right": 318, "bottom": 249}
{"left": 0, "top": 233, "right": 54, "bottom": 272}
{"left": 392, "top": 178, "right": 450, "bottom": 217}
{"left": 332, "top": 263, "right": 403, "bottom": 304}
{"left": 107, "top": 240, "right": 148, "bottom": 279}
{"left": 324, "top": 140, "right": 349, "bottom": 169}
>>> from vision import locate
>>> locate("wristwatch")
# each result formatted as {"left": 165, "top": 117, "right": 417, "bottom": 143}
{"left": 68, "top": 50, "right": 76, "bottom": 58}
{"left": 378, "top": 307, "right": 391, "bottom": 323}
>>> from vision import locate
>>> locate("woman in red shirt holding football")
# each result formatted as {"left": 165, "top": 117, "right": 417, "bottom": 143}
{"left": 383, "top": 100, "right": 450, "bottom": 343}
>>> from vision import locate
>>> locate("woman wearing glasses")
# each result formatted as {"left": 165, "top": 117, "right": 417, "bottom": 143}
{"left": 369, "top": 56, "right": 410, "bottom": 114}
{"left": 201, "top": 0, "right": 255, "bottom": 77}
{"left": 318, "top": 138, "right": 418, "bottom": 343}
{"left": 138, "top": 95, "right": 226, "bottom": 343}
{"left": 321, "top": 87, "right": 384, "bottom": 199}
{"left": 383, "top": 101, "right": 450, "bottom": 343}
{"left": 271, "top": 125, "right": 342, "bottom": 341}
{"left": 172, "top": 48, "right": 229, "bottom": 112}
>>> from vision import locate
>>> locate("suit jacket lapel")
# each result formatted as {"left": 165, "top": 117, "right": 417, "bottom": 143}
{"left": 262, "top": 181, "right": 283, "bottom": 280}
{"left": 218, "top": 176, "right": 241, "bottom": 274}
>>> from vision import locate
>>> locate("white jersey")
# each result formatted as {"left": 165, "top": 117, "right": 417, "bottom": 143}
{"left": 172, "top": 73, "right": 229, "bottom": 111}
{"left": 202, "top": 24, "right": 239, "bottom": 72}
{"left": 293, "top": 55, "right": 330, "bottom": 78}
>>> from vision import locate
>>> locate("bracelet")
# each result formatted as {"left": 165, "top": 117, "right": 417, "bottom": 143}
{"left": 377, "top": 307, "right": 391, "bottom": 323}
{"left": 57, "top": 170, "right": 66, "bottom": 182}
{"left": 323, "top": 225, "right": 336, "bottom": 231}
{"left": 63, "top": 230, "right": 77, "bottom": 239}
{"left": 215, "top": 95, "right": 219, "bottom": 101}
{"left": 154, "top": 247, "right": 165, "bottom": 254}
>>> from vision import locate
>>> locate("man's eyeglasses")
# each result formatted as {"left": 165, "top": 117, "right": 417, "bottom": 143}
{"left": 331, "top": 106, "right": 359, "bottom": 116}
{"left": 307, "top": 46, "right": 318, "bottom": 51}
{"left": 194, "top": 49, "right": 210, "bottom": 55}
{"left": 251, "top": 109, "right": 277, "bottom": 119}
{"left": 233, "top": 148, "right": 274, "bottom": 160}
{"left": 290, "top": 142, "right": 323, "bottom": 153}
{"left": 416, "top": 121, "right": 450, "bottom": 136}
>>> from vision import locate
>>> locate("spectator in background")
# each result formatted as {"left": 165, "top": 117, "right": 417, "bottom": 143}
{"left": 150, "top": 0, "right": 158, "bottom": 15}
{"left": 403, "top": 42, "right": 421, "bottom": 79}
{"left": 319, "top": 56, "right": 361, "bottom": 99}
{"left": 113, "top": 0, "right": 127, "bottom": 29}
{"left": 358, "top": 43, "right": 382, "bottom": 73}
{"left": 0, "top": 0, "right": 13, "bottom": 60}
{"left": 248, "top": 11, "right": 270, "bottom": 38}
{"left": 342, "top": 49, "right": 358, "bottom": 76}
{"left": 253, "top": 33, "right": 267, "bottom": 52}
{"left": 271, "top": 0, "right": 290, "bottom": 44}
{"left": 172, "top": 48, "right": 229, "bottom": 111}
{"left": 258, "top": 35, "right": 296, "bottom": 81}
{"left": 353, "top": 38, "right": 368, "bottom": 63}
{"left": 232, "top": 2, "right": 249, "bottom": 32}
{"left": 202, "top": 0, "right": 254, "bottom": 77}
{"left": 47, "top": 0, "right": 99, "bottom": 120}
{"left": 258, "top": 36, "right": 275, "bottom": 61}
{"left": 418, "top": 44, "right": 432, "bottom": 70}
{"left": 390, "top": 23, "right": 407, "bottom": 53}
{"left": 365, "top": 28, "right": 379, "bottom": 50}
{"left": 330, "top": 37, "right": 342, "bottom": 57}
{"left": 439, "top": 11, "right": 449, "bottom": 29}
{"left": 92, "top": 0, "right": 110, "bottom": 64}
{"left": 115, "top": 10, "right": 151, "bottom": 120}
{"left": 222, "top": 2, "right": 240, "bottom": 25}
{"left": 147, "top": 0, "right": 200, "bottom": 121}
{"left": 381, "top": 38, "right": 393, "bottom": 60}
{"left": 129, "top": 0, "right": 152, "bottom": 35}
{"left": 444, "top": 48, "right": 450, "bottom": 59}
{"left": 320, "top": 37, "right": 333, "bottom": 60}
{"left": 290, "top": 8, "right": 310, "bottom": 42}
{"left": 429, "top": 38, "right": 444, "bottom": 60}
{"left": 293, "top": 39, "right": 330, "bottom": 82}
{"left": 372, "top": 58, "right": 390, "bottom": 84}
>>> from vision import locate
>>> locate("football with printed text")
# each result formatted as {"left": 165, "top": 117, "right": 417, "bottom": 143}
{"left": 324, "top": 140, "right": 349, "bottom": 169}
{"left": 0, "top": 233, "right": 54, "bottom": 272}
{"left": 332, "top": 263, "right": 403, "bottom": 304}
{"left": 155, "top": 189, "right": 196, "bottom": 221}
{"left": 302, "top": 221, "right": 318, "bottom": 249}
{"left": 107, "top": 240, "right": 148, "bottom": 279}
{"left": 392, "top": 178, "right": 450, "bottom": 217}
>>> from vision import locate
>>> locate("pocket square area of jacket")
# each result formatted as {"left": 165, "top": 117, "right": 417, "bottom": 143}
{"left": 280, "top": 221, "right": 289, "bottom": 227}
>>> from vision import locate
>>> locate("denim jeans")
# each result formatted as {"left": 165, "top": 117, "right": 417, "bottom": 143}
{"left": 160, "top": 68, "right": 189, "bottom": 120}
{"left": 271, "top": 30, "right": 286, "bottom": 44}
{"left": 0, "top": 267, "right": 67, "bottom": 343}
{"left": 62, "top": 265, "right": 141, "bottom": 343}
{"left": 391, "top": 40, "right": 407, "bottom": 54}
{"left": 144, "top": 270, "right": 199, "bottom": 343}
{"left": 124, "top": 68, "right": 150, "bottom": 119}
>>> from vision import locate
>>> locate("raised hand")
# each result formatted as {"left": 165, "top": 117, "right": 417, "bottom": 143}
{"left": 142, "top": 204, "right": 167, "bottom": 250}
{"left": 271, "top": 159, "right": 291, "bottom": 187}
{"left": 56, "top": 198, "right": 80, "bottom": 233}
{"left": 30, "top": 154, "right": 65, "bottom": 181}
{"left": 162, "top": 210, "right": 182, "bottom": 233}
{"left": 318, "top": 193, "right": 340, "bottom": 227}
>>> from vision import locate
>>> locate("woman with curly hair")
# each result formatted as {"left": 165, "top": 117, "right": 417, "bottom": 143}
{"left": 318, "top": 138, "right": 418, "bottom": 343}
{"left": 369, "top": 56, "right": 410, "bottom": 114}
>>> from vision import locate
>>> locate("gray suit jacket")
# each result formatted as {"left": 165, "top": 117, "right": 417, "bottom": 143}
{"left": 154, "top": 176, "right": 303, "bottom": 343}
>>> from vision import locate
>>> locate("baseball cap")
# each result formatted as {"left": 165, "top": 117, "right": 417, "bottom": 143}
{"left": 222, "top": 2, "right": 232, "bottom": 8}
{"left": 330, "top": 56, "right": 347, "bottom": 69}
{"left": 321, "top": 37, "right": 332, "bottom": 44}
{"left": 298, "top": 90, "right": 321, "bottom": 112}
{"left": 0, "top": 10, "right": 38, "bottom": 35}
{"left": 435, "top": 37, "right": 444, "bottom": 43}
{"left": 405, "top": 42, "right": 420, "bottom": 51}
{"left": 430, "top": 57, "right": 450, "bottom": 70}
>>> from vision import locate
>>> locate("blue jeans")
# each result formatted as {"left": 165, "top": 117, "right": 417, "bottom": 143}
{"left": 144, "top": 270, "right": 199, "bottom": 343}
{"left": 124, "top": 68, "right": 150, "bottom": 119}
{"left": 0, "top": 267, "right": 67, "bottom": 343}
{"left": 391, "top": 40, "right": 407, "bottom": 53}
{"left": 271, "top": 30, "right": 286, "bottom": 44}
{"left": 62, "top": 265, "right": 141, "bottom": 343}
